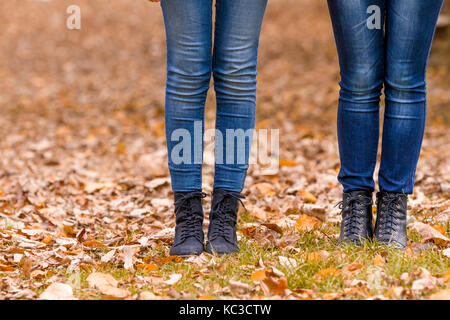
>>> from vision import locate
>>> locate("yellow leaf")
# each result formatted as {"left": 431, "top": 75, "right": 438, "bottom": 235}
{"left": 198, "top": 296, "right": 215, "bottom": 300}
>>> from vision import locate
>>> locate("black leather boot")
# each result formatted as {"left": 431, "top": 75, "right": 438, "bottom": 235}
{"left": 374, "top": 191, "right": 408, "bottom": 249}
{"left": 338, "top": 190, "right": 374, "bottom": 245}
{"left": 169, "top": 191, "right": 206, "bottom": 256}
{"left": 206, "top": 189, "right": 245, "bottom": 255}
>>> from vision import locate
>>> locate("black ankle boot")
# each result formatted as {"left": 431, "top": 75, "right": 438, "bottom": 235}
{"left": 338, "top": 190, "right": 374, "bottom": 245}
{"left": 170, "top": 191, "right": 206, "bottom": 256}
{"left": 375, "top": 191, "right": 408, "bottom": 249}
{"left": 206, "top": 189, "right": 245, "bottom": 255}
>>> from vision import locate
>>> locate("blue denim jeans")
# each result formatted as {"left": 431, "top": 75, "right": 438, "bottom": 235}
{"left": 161, "top": 0, "right": 267, "bottom": 192}
{"left": 327, "top": 0, "right": 443, "bottom": 194}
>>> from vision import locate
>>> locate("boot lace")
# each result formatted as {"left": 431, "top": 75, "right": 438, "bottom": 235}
{"left": 377, "top": 193, "right": 404, "bottom": 241}
{"left": 174, "top": 191, "right": 206, "bottom": 242}
{"left": 209, "top": 191, "right": 246, "bottom": 243}
{"left": 336, "top": 193, "right": 372, "bottom": 238}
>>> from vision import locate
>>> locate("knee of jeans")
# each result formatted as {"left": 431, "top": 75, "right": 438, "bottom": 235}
{"left": 166, "top": 68, "right": 212, "bottom": 100}
{"left": 340, "top": 71, "right": 383, "bottom": 105}
{"left": 384, "top": 75, "right": 427, "bottom": 104}
{"left": 213, "top": 64, "right": 257, "bottom": 100}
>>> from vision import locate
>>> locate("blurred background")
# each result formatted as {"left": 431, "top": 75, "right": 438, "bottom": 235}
{"left": 0, "top": 0, "right": 448, "bottom": 212}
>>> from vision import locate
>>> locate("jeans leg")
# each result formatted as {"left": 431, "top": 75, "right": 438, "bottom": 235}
{"left": 380, "top": 0, "right": 443, "bottom": 194}
{"left": 327, "top": 0, "right": 385, "bottom": 193}
{"left": 212, "top": 0, "right": 268, "bottom": 192}
{"left": 161, "top": 0, "right": 213, "bottom": 192}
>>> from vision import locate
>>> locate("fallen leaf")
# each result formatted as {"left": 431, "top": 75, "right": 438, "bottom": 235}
{"left": 136, "top": 264, "right": 159, "bottom": 272}
{"left": 39, "top": 283, "right": 76, "bottom": 300}
{"left": 313, "top": 268, "right": 341, "bottom": 280}
{"left": 295, "top": 214, "right": 322, "bottom": 233}
{"left": 297, "top": 189, "right": 317, "bottom": 203}
{"left": 251, "top": 269, "right": 267, "bottom": 282}
{"left": 251, "top": 183, "right": 275, "bottom": 197}
{"left": 443, "top": 269, "right": 450, "bottom": 283}
{"left": 410, "top": 222, "right": 450, "bottom": 247}
{"left": 428, "top": 289, "right": 450, "bottom": 300}
{"left": 123, "top": 246, "right": 135, "bottom": 271}
{"left": 307, "top": 250, "right": 331, "bottom": 263}
{"left": 164, "top": 273, "right": 182, "bottom": 285}
{"left": 373, "top": 254, "right": 385, "bottom": 267}
{"left": 278, "top": 256, "right": 298, "bottom": 268}
{"left": 343, "top": 262, "right": 364, "bottom": 274}
{"left": 87, "top": 272, "right": 130, "bottom": 299}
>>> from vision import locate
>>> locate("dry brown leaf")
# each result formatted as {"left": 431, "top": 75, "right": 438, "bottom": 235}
{"left": 84, "top": 182, "right": 117, "bottom": 193}
{"left": 410, "top": 222, "right": 450, "bottom": 247}
{"left": 297, "top": 189, "right": 317, "bottom": 203}
{"left": 428, "top": 289, "right": 450, "bottom": 300}
{"left": 39, "top": 283, "right": 76, "bottom": 300}
{"left": 164, "top": 273, "right": 182, "bottom": 285}
{"left": 82, "top": 239, "right": 103, "bottom": 248}
{"left": 251, "top": 183, "right": 275, "bottom": 197}
{"left": 295, "top": 214, "right": 322, "bottom": 233}
{"left": 87, "top": 272, "right": 130, "bottom": 299}
{"left": 343, "top": 262, "right": 364, "bottom": 274}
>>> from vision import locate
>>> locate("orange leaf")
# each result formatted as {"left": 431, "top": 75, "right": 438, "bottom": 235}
{"left": 0, "top": 264, "right": 15, "bottom": 272}
{"left": 297, "top": 189, "right": 317, "bottom": 203}
{"left": 41, "top": 235, "right": 52, "bottom": 244}
{"left": 373, "top": 254, "right": 385, "bottom": 267}
{"left": 279, "top": 159, "right": 298, "bottom": 167}
{"left": 444, "top": 269, "right": 450, "bottom": 283}
{"left": 251, "top": 269, "right": 267, "bottom": 282}
{"left": 137, "top": 264, "right": 159, "bottom": 272}
{"left": 343, "top": 262, "right": 364, "bottom": 274}
{"left": 82, "top": 239, "right": 103, "bottom": 248}
{"left": 198, "top": 296, "right": 215, "bottom": 300}
{"left": 313, "top": 268, "right": 341, "bottom": 280}
{"left": 433, "top": 225, "right": 446, "bottom": 235}
{"left": 295, "top": 214, "right": 322, "bottom": 233}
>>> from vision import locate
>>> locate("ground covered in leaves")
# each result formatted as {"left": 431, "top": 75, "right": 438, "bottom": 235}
{"left": 0, "top": 0, "right": 449, "bottom": 300}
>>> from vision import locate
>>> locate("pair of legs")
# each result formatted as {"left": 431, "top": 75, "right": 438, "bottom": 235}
{"left": 328, "top": 0, "right": 443, "bottom": 194}
{"left": 328, "top": 0, "right": 443, "bottom": 247}
{"left": 162, "top": 0, "right": 268, "bottom": 193}
{"left": 161, "top": 0, "right": 267, "bottom": 255}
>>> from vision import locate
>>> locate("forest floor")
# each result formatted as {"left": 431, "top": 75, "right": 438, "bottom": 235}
{"left": 0, "top": 0, "right": 449, "bottom": 300}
